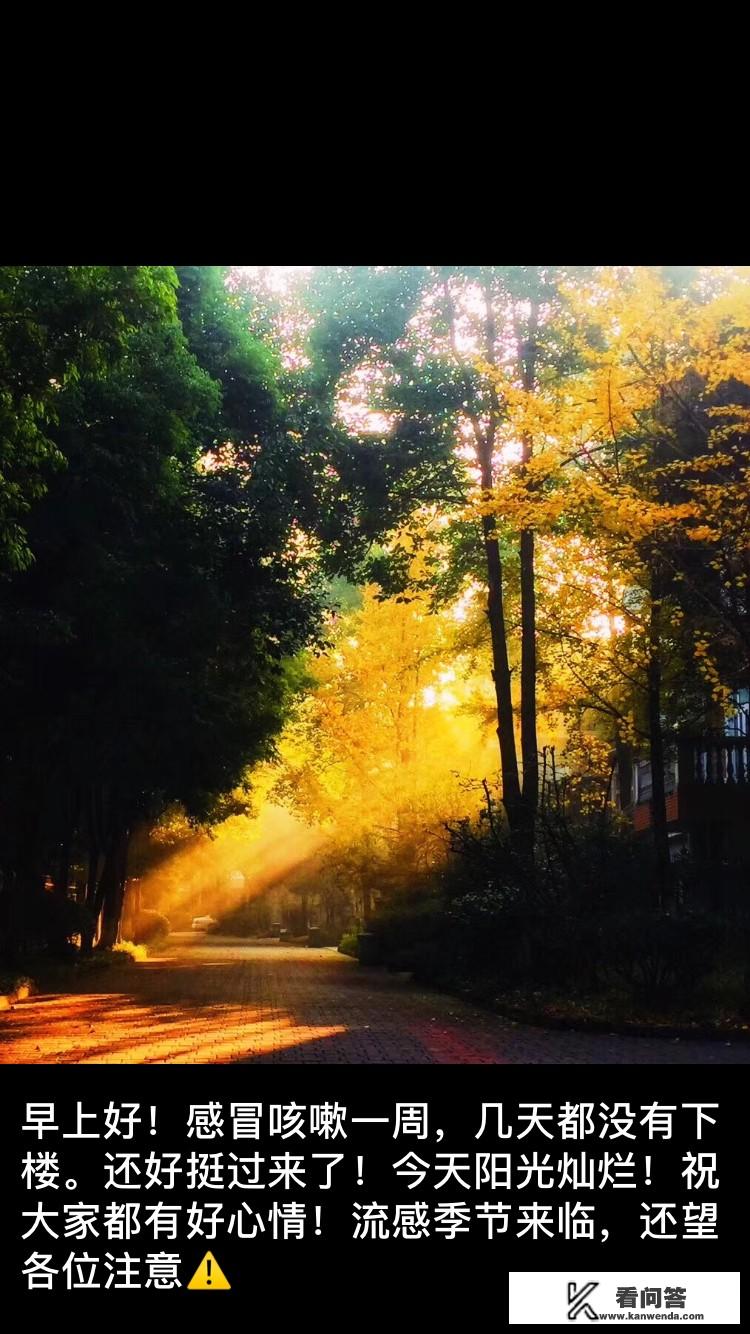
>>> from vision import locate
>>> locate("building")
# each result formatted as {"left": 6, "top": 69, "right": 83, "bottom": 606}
{"left": 614, "top": 688, "right": 750, "bottom": 865}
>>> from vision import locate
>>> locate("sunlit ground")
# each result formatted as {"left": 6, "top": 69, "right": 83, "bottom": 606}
{"left": 2, "top": 935, "right": 749, "bottom": 1065}
{"left": 0, "top": 939, "right": 347, "bottom": 1064}
{"left": 2, "top": 993, "right": 346, "bottom": 1065}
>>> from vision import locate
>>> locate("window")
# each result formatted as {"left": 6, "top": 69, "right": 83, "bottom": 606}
{"left": 635, "top": 759, "right": 652, "bottom": 803}
{"left": 725, "top": 686, "right": 750, "bottom": 738}
{"left": 633, "top": 755, "right": 676, "bottom": 802}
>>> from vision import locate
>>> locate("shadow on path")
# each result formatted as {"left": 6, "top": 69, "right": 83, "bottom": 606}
{"left": 2, "top": 935, "right": 749, "bottom": 1065}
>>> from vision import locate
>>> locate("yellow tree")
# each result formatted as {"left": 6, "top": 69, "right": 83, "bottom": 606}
{"left": 271, "top": 572, "right": 498, "bottom": 920}
{"left": 478, "top": 265, "right": 750, "bottom": 883}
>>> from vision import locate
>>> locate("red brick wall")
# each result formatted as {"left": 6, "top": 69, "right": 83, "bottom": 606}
{"left": 633, "top": 791, "right": 679, "bottom": 831}
{"left": 633, "top": 804, "right": 651, "bottom": 831}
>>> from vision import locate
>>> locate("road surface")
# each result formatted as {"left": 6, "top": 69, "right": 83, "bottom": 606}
{"left": 1, "top": 934, "right": 748, "bottom": 1064}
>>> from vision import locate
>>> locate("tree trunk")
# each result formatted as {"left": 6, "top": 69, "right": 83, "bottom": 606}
{"left": 647, "top": 589, "right": 670, "bottom": 906}
{"left": 54, "top": 787, "right": 78, "bottom": 899}
{"left": 479, "top": 276, "right": 521, "bottom": 824}
{"left": 615, "top": 734, "right": 633, "bottom": 809}
{"left": 518, "top": 310, "right": 540, "bottom": 832}
{"left": 519, "top": 524, "right": 538, "bottom": 815}
{"left": 443, "top": 273, "right": 521, "bottom": 828}
{"left": 85, "top": 842, "right": 100, "bottom": 906}
{"left": 80, "top": 838, "right": 101, "bottom": 955}
{"left": 55, "top": 831, "right": 72, "bottom": 900}
{"left": 482, "top": 511, "right": 522, "bottom": 820}
{"left": 98, "top": 826, "right": 131, "bottom": 950}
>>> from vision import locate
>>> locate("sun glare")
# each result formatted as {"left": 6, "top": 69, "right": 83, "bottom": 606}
{"left": 233, "top": 266, "right": 313, "bottom": 293}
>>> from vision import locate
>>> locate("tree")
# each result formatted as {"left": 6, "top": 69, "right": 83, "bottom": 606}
{"left": 297, "top": 266, "right": 592, "bottom": 845}
{"left": 271, "top": 567, "right": 498, "bottom": 923}
{"left": 480, "top": 266, "right": 750, "bottom": 886}
{"left": 0, "top": 267, "right": 323, "bottom": 952}
{"left": 0, "top": 266, "right": 178, "bottom": 573}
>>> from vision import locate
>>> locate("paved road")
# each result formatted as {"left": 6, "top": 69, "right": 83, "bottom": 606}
{"left": 1, "top": 934, "right": 748, "bottom": 1064}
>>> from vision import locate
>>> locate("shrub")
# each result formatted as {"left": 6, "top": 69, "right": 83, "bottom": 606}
{"left": 362, "top": 803, "right": 735, "bottom": 1004}
{"left": 112, "top": 940, "right": 148, "bottom": 963}
{"left": 595, "top": 911, "right": 725, "bottom": 997}
{"left": 0, "top": 972, "right": 33, "bottom": 995}
{"left": 338, "top": 931, "right": 359, "bottom": 958}
{"left": 0, "top": 892, "right": 95, "bottom": 957}
{"left": 365, "top": 892, "right": 454, "bottom": 979}
{"left": 131, "top": 910, "right": 170, "bottom": 945}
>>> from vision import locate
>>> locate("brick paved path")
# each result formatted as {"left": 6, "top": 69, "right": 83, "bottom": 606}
{"left": 1, "top": 935, "right": 748, "bottom": 1064}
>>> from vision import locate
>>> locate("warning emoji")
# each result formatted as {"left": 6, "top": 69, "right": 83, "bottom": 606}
{"left": 187, "top": 1252, "right": 231, "bottom": 1291}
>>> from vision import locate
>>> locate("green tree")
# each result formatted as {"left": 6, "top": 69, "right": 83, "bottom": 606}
{"left": 0, "top": 266, "right": 178, "bottom": 572}
{"left": 0, "top": 267, "right": 321, "bottom": 952}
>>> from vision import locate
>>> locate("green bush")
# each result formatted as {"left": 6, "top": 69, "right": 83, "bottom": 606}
{"left": 360, "top": 805, "right": 737, "bottom": 1006}
{"left": 131, "top": 910, "right": 170, "bottom": 945}
{"left": 363, "top": 893, "right": 454, "bottom": 979}
{"left": 369, "top": 891, "right": 727, "bottom": 1001}
{"left": 595, "top": 911, "right": 725, "bottom": 997}
{"left": 0, "top": 892, "right": 94, "bottom": 958}
{"left": 338, "top": 931, "right": 359, "bottom": 958}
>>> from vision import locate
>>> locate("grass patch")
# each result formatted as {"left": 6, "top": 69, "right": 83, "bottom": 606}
{"left": 112, "top": 940, "right": 148, "bottom": 963}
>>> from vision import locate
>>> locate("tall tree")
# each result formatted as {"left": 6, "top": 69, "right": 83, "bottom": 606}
{"left": 300, "top": 265, "right": 586, "bottom": 841}
{"left": 481, "top": 265, "right": 750, "bottom": 883}
{"left": 0, "top": 267, "right": 323, "bottom": 951}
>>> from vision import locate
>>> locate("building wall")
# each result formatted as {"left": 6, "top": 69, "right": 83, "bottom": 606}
{"left": 632, "top": 791, "right": 679, "bottom": 831}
